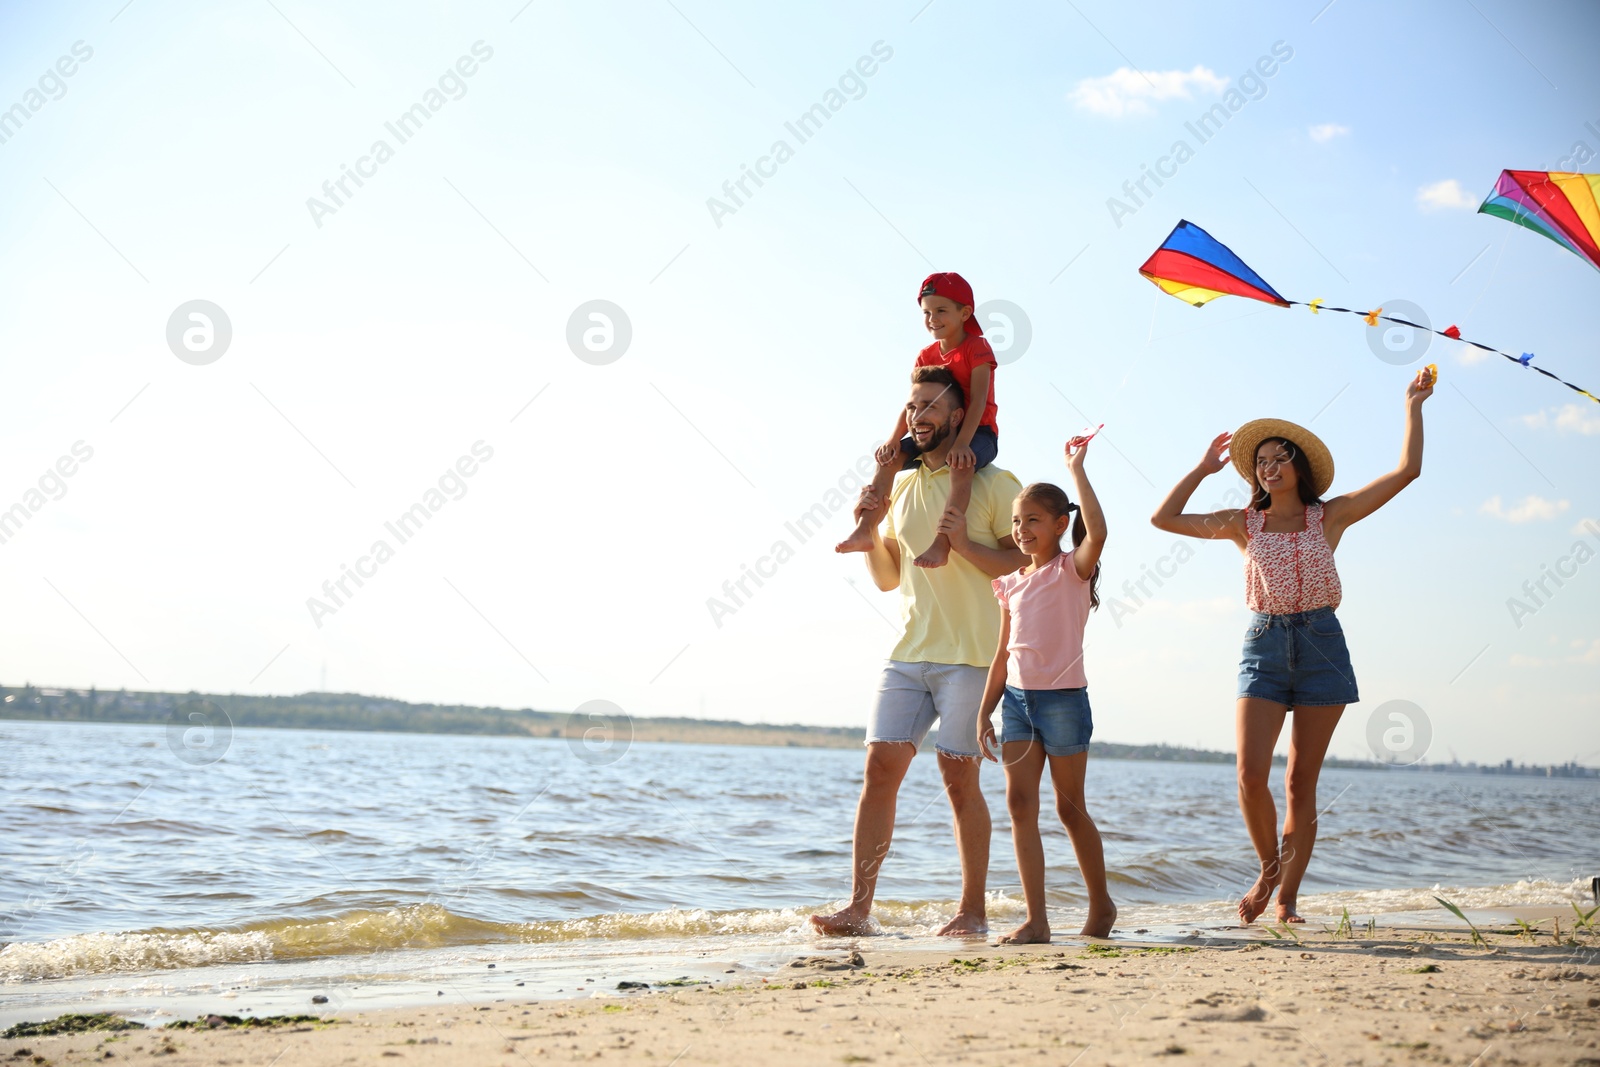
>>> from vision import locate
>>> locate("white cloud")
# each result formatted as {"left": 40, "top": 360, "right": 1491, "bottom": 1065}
{"left": 1509, "top": 638, "right": 1600, "bottom": 668}
{"left": 1417, "top": 179, "right": 1478, "bottom": 212}
{"left": 1480, "top": 495, "right": 1571, "bottom": 523}
{"left": 1067, "top": 65, "right": 1228, "bottom": 118}
{"left": 1571, "top": 517, "right": 1600, "bottom": 537}
{"left": 1521, "top": 403, "right": 1600, "bottom": 435}
{"left": 1309, "top": 123, "right": 1349, "bottom": 143}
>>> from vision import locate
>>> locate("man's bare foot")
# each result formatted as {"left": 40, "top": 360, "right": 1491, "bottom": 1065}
{"left": 810, "top": 908, "right": 876, "bottom": 936}
{"left": 937, "top": 910, "right": 987, "bottom": 936}
{"left": 835, "top": 527, "right": 876, "bottom": 554}
{"left": 1081, "top": 900, "right": 1117, "bottom": 938}
{"left": 998, "top": 919, "right": 1051, "bottom": 944}
{"left": 1238, "top": 870, "right": 1280, "bottom": 924}
{"left": 913, "top": 538, "right": 952, "bottom": 569}
{"left": 1276, "top": 899, "right": 1304, "bottom": 923}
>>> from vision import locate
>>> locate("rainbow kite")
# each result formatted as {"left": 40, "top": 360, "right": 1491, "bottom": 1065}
{"left": 1138, "top": 219, "right": 1598, "bottom": 404}
{"left": 1479, "top": 170, "right": 1600, "bottom": 273}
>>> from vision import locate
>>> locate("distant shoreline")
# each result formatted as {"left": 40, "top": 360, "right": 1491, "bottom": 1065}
{"left": 3, "top": 684, "right": 1595, "bottom": 776}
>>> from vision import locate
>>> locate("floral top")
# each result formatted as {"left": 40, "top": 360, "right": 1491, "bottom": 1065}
{"left": 1243, "top": 503, "right": 1342, "bottom": 614}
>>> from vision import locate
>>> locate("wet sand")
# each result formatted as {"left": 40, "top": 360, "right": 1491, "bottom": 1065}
{"left": 5, "top": 918, "right": 1597, "bottom": 1065}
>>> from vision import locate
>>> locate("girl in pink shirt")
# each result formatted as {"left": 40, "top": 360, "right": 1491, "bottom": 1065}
{"left": 978, "top": 435, "right": 1116, "bottom": 942}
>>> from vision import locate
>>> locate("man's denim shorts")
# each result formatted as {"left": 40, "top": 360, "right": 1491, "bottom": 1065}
{"left": 866, "top": 660, "right": 988, "bottom": 758}
{"left": 1001, "top": 685, "right": 1093, "bottom": 756}
{"left": 1237, "top": 606, "right": 1360, "bottom": 709}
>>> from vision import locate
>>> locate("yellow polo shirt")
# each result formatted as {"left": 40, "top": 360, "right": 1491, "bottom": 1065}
{"left": 882, "top": 463, "right": 1024, "bottom": 667}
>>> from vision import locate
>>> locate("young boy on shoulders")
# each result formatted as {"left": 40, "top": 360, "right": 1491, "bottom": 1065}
{"left": 836, "top": 272, "right": 999, "bottom": 568}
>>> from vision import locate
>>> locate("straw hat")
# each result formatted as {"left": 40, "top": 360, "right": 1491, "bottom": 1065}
{"left": 1230, "top": 418, "right": 1335, "bottom": 497}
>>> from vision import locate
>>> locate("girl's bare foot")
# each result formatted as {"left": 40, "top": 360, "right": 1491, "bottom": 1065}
{"left": 1238, "top": 870, "right": 1280, "bottom": 924}
{"left": 998, "top": 919, "right": 1052, "bottom": 944}
{"left": 913, "top": 538, "right": 952, "bottom": 569}
{"left": 937, "top": 910, "right": 987, "bottom": 936}
{"left": 1276, "top": 899, "right": 1304, "bottom": 923}
{"left": 1081, "top": 900, "right": 1117, "bottom": 938}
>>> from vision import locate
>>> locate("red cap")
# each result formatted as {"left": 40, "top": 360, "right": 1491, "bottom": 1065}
{"left": 917, "top": 272, "right": 983, "bottom": 336}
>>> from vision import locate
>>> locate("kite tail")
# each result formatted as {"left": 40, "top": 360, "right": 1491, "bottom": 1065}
{"left": 1284, "top": 301, "right": 1600, "bottom": 404}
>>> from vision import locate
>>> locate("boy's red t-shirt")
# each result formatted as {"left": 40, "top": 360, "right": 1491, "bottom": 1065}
{"left": 915, "top": 335, "right": 998, "bottom": 433}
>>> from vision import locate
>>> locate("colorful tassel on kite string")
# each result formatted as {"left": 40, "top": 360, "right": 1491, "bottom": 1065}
{"left": 1137, "top": 219, "right": 1600, "bottom": 404}
{"left": 1281, "top": 300, "right": 1598, "bottom": 403}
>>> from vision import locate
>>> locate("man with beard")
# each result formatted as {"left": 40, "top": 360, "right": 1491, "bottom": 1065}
{"left": 812, "top": 366, "right": 1026, "bottom": 937}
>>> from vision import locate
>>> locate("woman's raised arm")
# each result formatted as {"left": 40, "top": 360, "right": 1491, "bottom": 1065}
{"left": 1151, "top": 431, "right": 1247, "bottom": 545}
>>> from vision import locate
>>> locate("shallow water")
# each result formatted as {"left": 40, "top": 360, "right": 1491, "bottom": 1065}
{"left": 2, "top": 719, "right": 1594, "bottom": 1003}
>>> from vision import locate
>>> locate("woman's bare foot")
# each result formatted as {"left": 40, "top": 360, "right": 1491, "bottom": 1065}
{"left": 937, "top": 910, "right": 987, "bottom": 936}
{"left": 998, "top": 919, "right": 1051, "bottom": 944}
{"left": 1275, "top": 899, "right": 1304, "bottom": 923}
{"left": 1238, "top": 870, "right": 1280, "bottom": 924}
{"left": 1081, "top": 900, "right": 1118, "bottom": 938}
{"left": 810, "top": 907, "right": 877, "bottom": 936}
{"left": 912, "top": 537, "right": 952, "bottom": 569}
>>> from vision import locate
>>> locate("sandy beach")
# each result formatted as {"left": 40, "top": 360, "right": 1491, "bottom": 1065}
{"left": 6, "top": 913, "right": 1597, "bottom": 1066}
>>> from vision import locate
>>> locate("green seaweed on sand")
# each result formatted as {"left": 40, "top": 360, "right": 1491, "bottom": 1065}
{"left": 1573, "top": 903, "right": 1600, "bottom": 934}
{"left": 1332, "top": 907, "right": 1353, "bottom": 939}
{"left": 1080, "top": 944, "right": 1193, "bottom": 959}
{"left": 4, "top": 1014, "right": 146, "bottom": 1038}
{"left": 165, "top": 1014, "right": 337, "bottom": 1030}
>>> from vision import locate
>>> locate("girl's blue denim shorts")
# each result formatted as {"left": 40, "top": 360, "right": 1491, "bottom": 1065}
{"left": 1237, "top": 606, "right": 1359, "bottom": 709}
{"left": 1001, "top": 685, "right": 1092, "bottom": 756}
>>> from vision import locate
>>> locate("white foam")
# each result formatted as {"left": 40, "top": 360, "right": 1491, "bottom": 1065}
{"left": 4, "top": 880, "right": 1588, "bottom": 981}
{"left": 1, "top": 929, "right": 275, "bottom": 982}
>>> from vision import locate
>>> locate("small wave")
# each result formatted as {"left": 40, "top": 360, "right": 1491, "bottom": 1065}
{"left": 23, "top": 804, "right": 82, "bottom": 816}
{"left": 1, "top": 928, "right": 277, "bottom": 981}
{"left": 1127, "top": 877, "right": 1592, "bottom": 927}
{"left": 1298, "top": 877, "right": 1591, "bottom": 915}
{"left": 0, "top": 894, "right": 1031, "bottom": 982}
{"left": 3, "top": 879, "right": 1587, "bottom": 981}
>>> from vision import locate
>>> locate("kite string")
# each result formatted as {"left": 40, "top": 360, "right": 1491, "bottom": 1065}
{"left": 1460, "top": 225, "right": 1513, "bottom": 325}
{"left": 1282, "top": 300, "right": 1599, "bottom": 404}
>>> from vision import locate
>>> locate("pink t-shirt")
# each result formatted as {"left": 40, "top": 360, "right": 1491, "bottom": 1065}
{"left": 991, "top": 551, "right": 1091, "bottom": 690}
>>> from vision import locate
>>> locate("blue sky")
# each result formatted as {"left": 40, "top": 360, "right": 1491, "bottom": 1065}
{"left": 1, "top": 0, "right": 1596, "bottom": 765}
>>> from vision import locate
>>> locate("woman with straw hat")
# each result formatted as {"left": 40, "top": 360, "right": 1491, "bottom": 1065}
{"left": 1152, "top": 369, "right": 1435, "bottom": 924}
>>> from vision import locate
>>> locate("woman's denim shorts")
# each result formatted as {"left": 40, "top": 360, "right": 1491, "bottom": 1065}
{"left": 1001, "top": 685, "right": 1092, "bottom": 756}
{"left": 1237, "top": 606, "right": 1359, "bottom": 709}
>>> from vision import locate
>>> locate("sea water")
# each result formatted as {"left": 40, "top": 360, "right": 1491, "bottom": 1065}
{"left": 2, "top": 720, "right": 1594, "bottom": 1023}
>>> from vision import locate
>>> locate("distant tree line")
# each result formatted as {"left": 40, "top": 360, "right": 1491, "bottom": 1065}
{"left": 1, "top": 683, "right": 1593, "bottom": 776}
